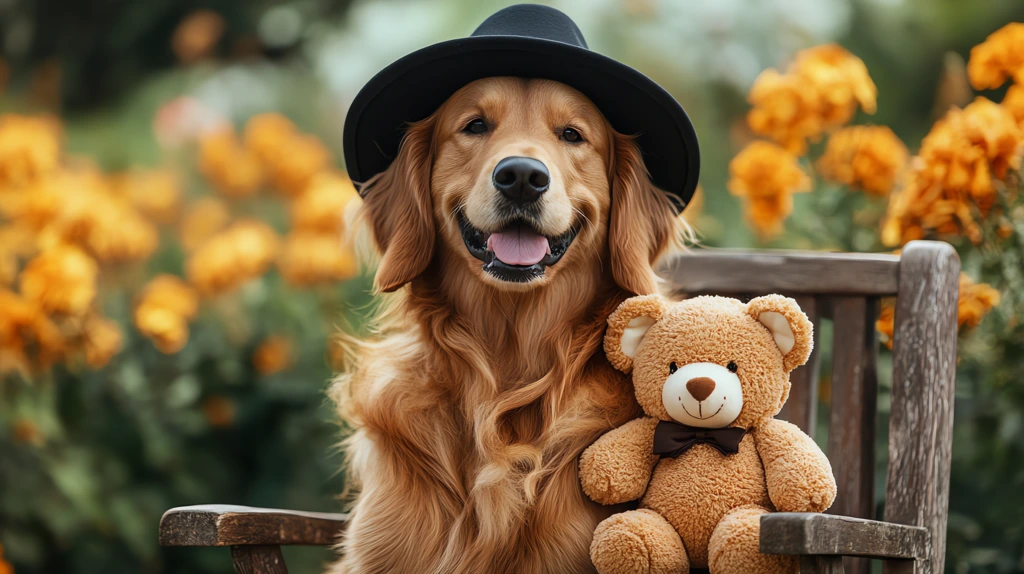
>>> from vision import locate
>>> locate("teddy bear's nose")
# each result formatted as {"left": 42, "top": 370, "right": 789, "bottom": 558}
{"left": 686, "top": 377, "right": 716, "bottom": 402}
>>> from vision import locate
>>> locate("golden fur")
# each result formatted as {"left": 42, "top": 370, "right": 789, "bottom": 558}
{"left": 329, "top": 78, "right": 687, "bottom": 573}
{"left": 581, "top": 295, "right": 836, "bottom": 573}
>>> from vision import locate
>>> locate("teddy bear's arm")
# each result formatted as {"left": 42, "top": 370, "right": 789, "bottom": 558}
{"left": 579, "top": 416, "right": 660, "bottom": 505}
{"left": 754, "top": 418, "right": 837, "bottom": 513}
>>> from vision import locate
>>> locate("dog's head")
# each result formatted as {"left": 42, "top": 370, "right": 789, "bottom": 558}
{"left": 359, "top": 77, "right": 684, "bottom": 295}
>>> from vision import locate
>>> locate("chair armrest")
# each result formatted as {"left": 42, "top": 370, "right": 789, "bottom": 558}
{"left": 760, "top": 513, "right": 930, "bottom": 560}
{"left": 159, "top": 504, "right": 349, "bottom": 547}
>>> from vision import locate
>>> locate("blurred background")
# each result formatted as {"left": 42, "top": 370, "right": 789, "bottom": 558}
{"left": 1, "top": 0, "right": 1024, "bottom": 572}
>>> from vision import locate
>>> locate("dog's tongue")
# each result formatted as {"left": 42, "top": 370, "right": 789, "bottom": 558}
{"left": 488, "top": 229, "right": 549, "bottom": 266}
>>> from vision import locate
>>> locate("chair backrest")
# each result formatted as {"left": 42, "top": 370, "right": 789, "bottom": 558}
{"left": 662, "top": 240, "right": 959, "bottom": 574}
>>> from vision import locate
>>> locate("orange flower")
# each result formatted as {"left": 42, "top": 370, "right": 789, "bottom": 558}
{"left": 19, "top": 245, "right": 98, "bottom": 316}
{"left": 199, "top": 128, "right": 264, "bottom": 198}
{"left": 253, "top": 336, "right": 293, "bottom": 375}
{"left": 202, "top": 395, "right": 236, "bottom": 427}
{"left": 187, "top": 220, "right": 279, "bottom": 296}
{"left": 172, "top": 10, "right": 225, "bottom": 64}
{"left": 748, "top": 44, "right": 876, "bottom": 154}
{"left": 278, "top": 231, "right": 358, "bottom": 286}
{"left": 728, "top": 141, "right": 811, "bottom": 238}
{"left": 179, "top": 197, "right": 231, "bottom": 252}
{"left": 0, "top": 114, "right": 62, "bottom": 187}
{"left": 109, "top": 169, "right": 182, "bottom": 224}
{"left": 12, "top": 419, "right": 44, "bottom": 446}
{"left": 267, "top": 134, "right": 332, "bottom": 197}
{"left": 1002, "top": 83, "right": 1024, "bottom": 129}
{"left": 818, "top": 126, "right": 908, "bottom": 197}
{"left": 967, "top": 22, "right": 1024, "bottom": 90}
{"left": 882, "top": 98, "right": 1023, "bottom": 246}
{"left": 82, "top": 314, "right": 122, "bottom": 368}
{"left": 0, "top": 288, "right": 64, "bottom": 374}
{"left": 0, "top": 225, "right": 36, "bottom": 285}
{"left": 876, "top": 301, "right": 896, "bottom": 349}
{"left": 958, "top": 273, "right": 1000, "bottom": 329}
{"left": 244, "top": 113, "right": 297, "bottom": 163}
{"left": 134, "top": 275, "right": 199, "bottom": 354}
{"left": 291, "top": 172, "right": 360, "bottom": 232}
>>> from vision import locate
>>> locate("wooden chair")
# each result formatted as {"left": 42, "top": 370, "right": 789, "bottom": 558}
{"left": 159, "top": 240, "right": 959, "bottom": 574}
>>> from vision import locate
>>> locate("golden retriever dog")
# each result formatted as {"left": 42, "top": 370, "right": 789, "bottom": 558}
{"left": 330, "top": 77, "right": 687, "bottom": 574}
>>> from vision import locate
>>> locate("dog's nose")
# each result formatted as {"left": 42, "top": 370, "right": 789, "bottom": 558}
{"left": 493, "top": 156, "right": 550, "bottom": 204}
{"left": 686, "top": 377, "right": 716, "bottom": 402}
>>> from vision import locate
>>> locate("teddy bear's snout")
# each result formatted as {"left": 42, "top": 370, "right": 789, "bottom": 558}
{"left": 685, "top": 377, "right": 716, "bottom": 402}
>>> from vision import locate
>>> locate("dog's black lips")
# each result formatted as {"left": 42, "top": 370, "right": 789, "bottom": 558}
{"left": 457, "top": 211, "right": 578, "bottom": 283}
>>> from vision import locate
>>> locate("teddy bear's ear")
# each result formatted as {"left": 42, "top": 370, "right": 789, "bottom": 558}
{"left": 747, "top": 294, "right": 814, "bottom": 372}
{"left": 604, "top": 294, "right": 668, "bottom": 373}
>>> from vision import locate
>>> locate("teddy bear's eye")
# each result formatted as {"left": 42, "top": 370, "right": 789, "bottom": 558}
{"left": 669, "top": 362, "right": 678, "bottom": 374}
{"left": 727, "top": 361, "right": 738, "bottom": 373}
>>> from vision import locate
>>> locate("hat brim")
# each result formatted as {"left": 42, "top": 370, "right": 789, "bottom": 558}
{"left": 343, "top": 35, "right": 700, "bottom": 212}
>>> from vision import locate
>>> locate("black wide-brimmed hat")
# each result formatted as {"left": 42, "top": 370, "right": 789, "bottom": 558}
{"left": 343, "top": 3, "right": 700, "bottom": 213}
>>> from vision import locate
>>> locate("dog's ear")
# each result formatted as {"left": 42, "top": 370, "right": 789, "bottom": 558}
{"left": 604, "top": 294, "right": 667, "bottom": 373}
{"left": 608, "top": 133, "right": 680, "bottom": 295}
{"left": 360, "top": 116, "right": 436, "bottom": 293}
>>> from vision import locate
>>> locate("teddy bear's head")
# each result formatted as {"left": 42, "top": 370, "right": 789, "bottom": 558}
{"left": 604, "top": 294, "right": 813, "bottom": 430}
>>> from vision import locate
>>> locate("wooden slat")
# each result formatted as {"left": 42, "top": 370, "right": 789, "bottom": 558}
{"left": 779, "top": 295, "right": 822, "bottom": 436}
{"left": 760, "top": 513, "right": 929, "bottom": 559}
{"left": 801, "top": 556, "right": 846, "bottom": 574}
{"left": 231, "top": 545, "right": 288, "bottom": 574}
{"left": 159, "top": 505, "right": 349, "bottom": 547}
{"left": 827, "top": 297, "right": 880, "bottom": 574}
{"left": 883, "top": 241, "right": 959, "bottom": 574}
{"left": 662, "top": 249, "right": 901, "bottom": 296}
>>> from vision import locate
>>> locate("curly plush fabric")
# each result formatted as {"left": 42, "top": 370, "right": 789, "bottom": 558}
{"left": 580, "top": 294, "right": 836, "bottom": 573}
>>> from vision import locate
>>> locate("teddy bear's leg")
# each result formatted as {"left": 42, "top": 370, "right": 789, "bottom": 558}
{"left": 707, "top": 506, "right": 796, "bottom": 574}
{"left": 590, "top": 509, "right": 689, "bottom": 574}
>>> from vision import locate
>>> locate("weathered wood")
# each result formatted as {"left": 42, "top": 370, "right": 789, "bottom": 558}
{"left": 159, "top": 505, "right": 349, "bottom": 547}
{"left": 760, "top": 513, "right": 929, "bottom": 559}
{"left": 883, "top": 241, "right": 959, "bottom": 574}
{"left": 779, "top": 295, "right": 822, "bottom": 437}
{"left": 231, "top": 545, "right": 288, "bottom": 574}
{"left": 663, "top": 249, "right": 901, "bottom": 296}
{"left": 801, "top": 556, "right": 846, "bottom": 574}
{"left": 827, "top": 296, "right": 880, "bottom": 574}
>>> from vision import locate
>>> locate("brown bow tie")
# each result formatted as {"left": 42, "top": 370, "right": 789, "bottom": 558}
{"left": 652, "top": 420, "right": 747, "bottom": 458}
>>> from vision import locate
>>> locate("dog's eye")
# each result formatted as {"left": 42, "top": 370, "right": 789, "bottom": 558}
{"left": 669, "top": 362, "right": 678, "bottom": 374}
{"left": 463, "top": 119, "right": 488, "bottom": 134}
{"left": 727, "top": 361, "right": 738, "bottom": 373}
{"left": 560, "top": 127, "right": 583, "bottom": 143}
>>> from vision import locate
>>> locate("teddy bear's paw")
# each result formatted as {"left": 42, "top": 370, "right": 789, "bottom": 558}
{"left": 708, "top": 506, "right": 796, "bottom": 574}
{"left": 591, "top": 509, "right": 688, "bottom": 574}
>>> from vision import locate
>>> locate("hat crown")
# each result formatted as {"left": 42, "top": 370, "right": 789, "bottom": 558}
{"left": 471, "top": 4, "right": 588, "bottom": 49}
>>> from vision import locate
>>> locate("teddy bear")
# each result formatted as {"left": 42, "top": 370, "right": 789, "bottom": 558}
{"left": 579, "top": 294, "right": 837, "bottom": 574}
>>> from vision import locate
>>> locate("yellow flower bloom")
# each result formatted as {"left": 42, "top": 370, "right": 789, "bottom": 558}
{"left": 0, "top": 114, "right": 62, "bottom": 187}
{"left": 882, "top": 98, "right": 1023, "bottom": 246}
{"left": 253, "top": 335, "right": 293, "bottom": 375}
{"left": 967, "top": 22, "right": 1024, "bottom": 90}
{"left": 278, "top": 231, "right": 358, "bottom": 286}
{"left": 291, "top": 172, "right": 360, "bottom": 232}
{"left": 19, "top": 245, "right": 98, "bottom": 316}
{"left": 0, "top": 225, "right": 36, "bottom": 285}
{"left": 817, "top": 126, "right": 909, "bottom": 196}
{"left": 82, "top": 314, "right": 123, "bottom": 368}
{"left": 267, "top": 134, "right": 332, "bottom": 197}
{"left": 0, "top": 288, "right": 64, "bottom": 374}
{"left": 198, "top": 128, "right": 264, "bottom": 198}
{"left": 187, "top": 220, "right": 279, "bottom": 296}
{"left": 728, "top": 141, "right": 811, "bottom": 238}
{"left": 179, "top": 197, "right": 231, "bottom": 252}
{"left": 134, "top": 275, "right": 199, "bottom": 354}
{"left": 876, "top": 301, "right": 896, "bottom": 349}
{"left": 109, "top": 169, "right": 182, "bottom": 224}
{"left": 958, "top": 273, "right": 1000, "bottom": 329}
{"left": 1004, "top": 83, "right": 1024, "bottom": 128}
{"left": 244, "top": 113, "right": 297, "bottom": 164}
{"left": 747, "top": 44, "right": 876, "bottom": 154}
